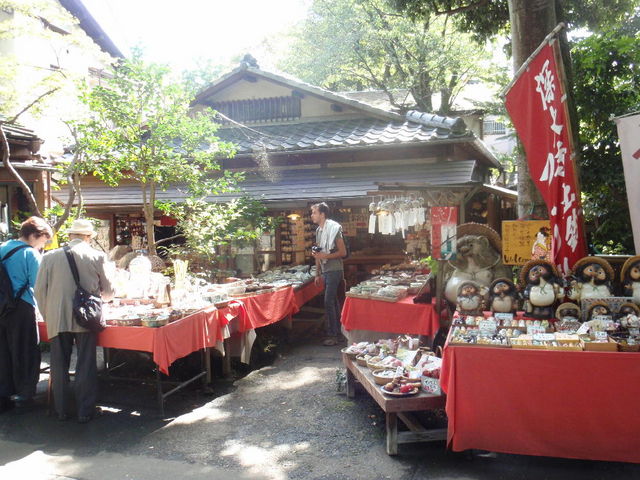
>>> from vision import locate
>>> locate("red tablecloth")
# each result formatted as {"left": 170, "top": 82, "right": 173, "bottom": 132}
{"left": 341, "top": 295, "right": 439, "bottom": 336}
{"left": 38, "top": 305, "right": 227, "bottom": 375}
{"left": 293, "top": 281, "right": 324, "bottom": 309}
{"left": 441, "top": 344, "right": 640, "bottom": 463}
{"left": 230, "top": 286, "right": 299, "bottom": 330}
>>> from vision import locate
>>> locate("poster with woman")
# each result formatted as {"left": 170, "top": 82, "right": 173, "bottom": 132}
{"left": 502, "top": 220, "right": 552, "bottom": 265}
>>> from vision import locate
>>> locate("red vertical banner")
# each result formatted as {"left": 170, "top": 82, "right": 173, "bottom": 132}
{"left": 505, "top": 38, "right": 587, "bottom": 274}
{"left": 430, "top": 207, "right": 458, "bottom": 260}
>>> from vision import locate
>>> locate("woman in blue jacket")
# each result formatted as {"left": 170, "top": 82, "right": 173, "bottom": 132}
{"left": 0, "top": 216, "right": 52, "bottom": 412}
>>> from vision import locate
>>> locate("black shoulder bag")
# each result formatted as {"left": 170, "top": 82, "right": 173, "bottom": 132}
{"left": 63, "top": 246, "right": 105, "bottom": 332}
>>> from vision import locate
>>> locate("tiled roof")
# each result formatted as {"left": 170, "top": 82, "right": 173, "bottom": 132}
{"left": 217, "top": 112, "right": 470, "bottom": 155}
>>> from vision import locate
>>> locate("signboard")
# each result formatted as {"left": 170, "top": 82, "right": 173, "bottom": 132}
{"left": 615, "top": 113, "right": 640, "bottom": 254}
{"left": 430, "top": 207, "right": 458, "bottom": 260}
{"left": 502, "top": 220, "right": 552, "bottom": 265}
{"left": 505, "top": 37, "right": 588, "bottom": 274}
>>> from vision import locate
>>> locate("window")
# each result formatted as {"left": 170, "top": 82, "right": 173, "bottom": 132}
{"left": 483, "top": 119, "right": 507, "bottom": 135}
{"left": 210, "top": 96, "right": 301, "bottom": 124}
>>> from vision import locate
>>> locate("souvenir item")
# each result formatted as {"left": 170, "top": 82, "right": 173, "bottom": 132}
{"left": 617, "top": 302, "right": 640, "bottom": 320}
{"left": 520, "top": 260, "right": 563, "bottom": 319}
{"left": 586, "top": 301, "right": 613, "bottom": 322}
{"left": 444, "top": 223, "right": 512, "bottom": 304}
{"left": 488, "top": 278, "right": 518, "bottom": 313}
{"left": 568, "top": 256, "right": 614, "bottom": 303}
{"left": 621, "top": 255, "right": 640, "bottom": 305}
{"left": 455, "top": 280, "right": 485, "bottom": 316}
{"left": 555, "top": 302, "right": 581, "bottom": 321}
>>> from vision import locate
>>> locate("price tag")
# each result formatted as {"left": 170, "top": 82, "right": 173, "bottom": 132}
{"left": 527, "top": 325, "right": 546, "bottom": 335}
{"left": 394, "top": 366, "right": 404, "bottom": 378}
{"left": 576, "top": 323, "right": 590, "bottom": 335}
{"left": 533, "top": 333, "right": 555, "bottom": 342}
{"left": 592, "top": 315, "right": 614, "bottom": 327}
{"left": 478, "top": 319, "right": 497, "bottom": 335}
{"left": 595, "top": 331, "right": 608, "bottom": 341}
{"left": 629, "top": 328, "right": 640, "bottom": 336}
{"left": 494, "top": 313, "right": 514, "bottom": 323}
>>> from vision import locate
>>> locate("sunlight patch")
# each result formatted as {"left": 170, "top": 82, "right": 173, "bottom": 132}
{"left": 220, "top": 440, "right": 310, "bottom": 480}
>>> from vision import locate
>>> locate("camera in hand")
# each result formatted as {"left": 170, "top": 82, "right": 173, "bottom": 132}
{"left": 311, "top": 245, "right": 322, "bottom": 253}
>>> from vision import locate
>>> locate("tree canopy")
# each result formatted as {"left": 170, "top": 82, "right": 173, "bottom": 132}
{"left": 74, "top": 51, "right": 243, "bottom": 255}
{"left": 392, "top": 0, "right": 639, "bottom": 43}
{"left": 571, "top": 15, "right": 640, "bottom": 254}
{"left": 278, "top": 0, "right": 499, "bottom": 114}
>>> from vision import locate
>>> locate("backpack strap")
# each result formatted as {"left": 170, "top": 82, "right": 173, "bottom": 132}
{"left": 0, "top": 244, "right": 29, "bottom": 262}
{"left": 1, "top": 244, "right": 30, "bottom": 300}
{"left": 63, "top": 246, "right": 81, "bottom": 288}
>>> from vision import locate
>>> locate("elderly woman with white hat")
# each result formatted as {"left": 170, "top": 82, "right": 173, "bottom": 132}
{"left": 35, "top": 219, "right": 115, "bottom": 423}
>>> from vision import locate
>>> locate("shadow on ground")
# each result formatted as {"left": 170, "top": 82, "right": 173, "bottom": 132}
{"left": 2, "top": 314, "right": 640, "bottom": 479}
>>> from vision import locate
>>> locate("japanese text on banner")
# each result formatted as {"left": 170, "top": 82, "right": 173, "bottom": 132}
{"left": 505, "top": 40, "right": 587, "bottom": 273}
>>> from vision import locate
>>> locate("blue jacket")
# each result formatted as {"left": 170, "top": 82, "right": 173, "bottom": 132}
{"left": 0, "top": 239, "right": 42, "bottom": 306}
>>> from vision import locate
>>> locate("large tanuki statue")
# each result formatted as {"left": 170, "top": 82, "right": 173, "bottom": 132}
{"left": 444, "top": 223, "right": 512, "bottom": 305}
{"left": 520, "top": 260, "right": 564, "bottom": 319}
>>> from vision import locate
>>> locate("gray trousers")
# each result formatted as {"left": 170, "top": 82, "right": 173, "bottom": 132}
{"left": 50, "top": 331, "right": 97, "bottom": 418}
{"left": 323, "top": 270, "right": 344, "bottom": 337}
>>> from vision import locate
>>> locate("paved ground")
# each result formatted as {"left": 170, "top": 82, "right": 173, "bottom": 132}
{"left": 1, "top": 317, "right": 640, "bottom": 480}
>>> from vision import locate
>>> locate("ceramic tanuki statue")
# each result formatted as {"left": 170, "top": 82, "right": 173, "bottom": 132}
{"left": 621, "top": 255, "right": 640, "bottom": 305}
{"left": 444, "top": 223, "right": 512, "bottom": 305}
{"left": 586, "top": 302, "right": 612, "bottom": 322}
{"left": 555, "top": 302, "right": 581, "bottom": 321}
{"left": 519, "top": 260, "right": 564, "bottom": 319}
{"left": 617, "top": 302, "right": 640, "bottom": 320}
{"left": 567, "top": 256, "right": 614, "bottom": 303}
{"left": 455, "top": 281, "right": 485, "bottom": 316}
{"left": 488, "top": 278, "right": 518, "bottom": 314}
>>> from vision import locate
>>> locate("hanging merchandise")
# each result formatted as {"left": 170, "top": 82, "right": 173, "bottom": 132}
{"left": 368, "top": 213, "right": 376, "bottom": 234}
{"left": 369, "top": 194, "right": 426, "bottom": 236}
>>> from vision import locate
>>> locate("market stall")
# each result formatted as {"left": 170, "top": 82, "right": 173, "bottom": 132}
{"left": 341, "top": 338, "right": 446, "bottom": 455}
{"left": 342, "top": 296, "right": 438, "bottom": 342}
{"left": 37, "top": 263, "right": 323, "bottom": 414}
{"left": 340, "top": 264, "right": 438, "bottom": 342}
{"left": 441, "top": 344, "right": 640, "bottom": 463}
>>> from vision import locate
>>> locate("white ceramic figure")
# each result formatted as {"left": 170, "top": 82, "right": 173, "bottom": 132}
{"left": 567, "top": 257, "right": 614, "bottom": 303}
{"left": 520, "top": 260, "right": 564, "bottom": 319}
{"left": 444, "top": 223, "right": 512, "bottom": 305}
{"left": 621, "top": 256, "right": 640, "bottom": 306}
{"left": 488, "top": 278, "right": 518, "bottom": 314}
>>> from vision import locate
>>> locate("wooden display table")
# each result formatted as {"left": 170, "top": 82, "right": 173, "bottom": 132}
{"left": 343, "top": 354, "right": 446, "bottom": 455}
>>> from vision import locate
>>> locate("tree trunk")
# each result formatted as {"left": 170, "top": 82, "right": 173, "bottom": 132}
{"left": 144, "top": 182, "right": 157, "bottom": 256}
{"left": 508, "top": 0, "right": 558, "bottom": 219}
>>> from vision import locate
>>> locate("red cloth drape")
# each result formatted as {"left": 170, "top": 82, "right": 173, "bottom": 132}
{"left": 441, "top": 344, "right": 640, "bottom": 463}
{"left": 293, "top": 281, "right": 324, "bottom": 309}
{"left": 230, "top": 286, "right": 299, "bottom": 330}
{"left": 341, "top": 296, "right": 439, "bottom": 336}
{"left": 38, "top": 285, "right": 312, "bottom": 374}
{"left": 38, "top": 305, "right": 226, "bottom": 375}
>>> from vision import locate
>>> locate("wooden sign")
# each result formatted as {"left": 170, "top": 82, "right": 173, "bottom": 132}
{"left": 501, "top": 220, "right": 552, "bottom": 265}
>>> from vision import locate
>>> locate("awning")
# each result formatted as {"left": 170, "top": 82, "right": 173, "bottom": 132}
{"left": 54, "top": 160, "right": 483, "bottom": 207}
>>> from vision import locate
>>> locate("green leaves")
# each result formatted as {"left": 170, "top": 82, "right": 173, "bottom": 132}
{"left": 157, "top": 197, "right": 274, "bottom": 259}
{"left": 279, "top": 0, "right": 497, "bottom": 114}
{"left": 74, "top": 51, "right": 246, "bottom": 254}
{"left": 572, "top": 14, "right": 640, "bottom": 254}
